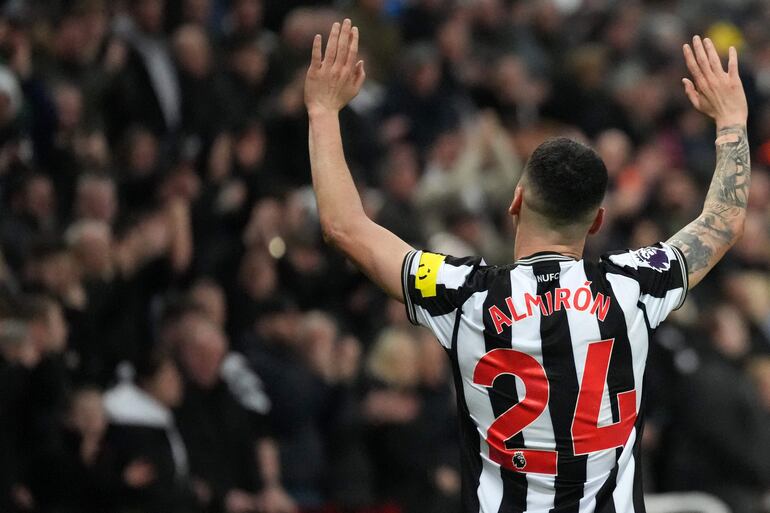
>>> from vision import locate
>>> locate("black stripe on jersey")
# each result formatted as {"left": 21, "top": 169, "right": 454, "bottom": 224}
{"left": 637, "top": 301, "right": 654, "bottom": 342}
{"left": 449, "top": 310, "right": 483, "bottom": 513}
{"left": 585, "top": 262, "right": 639, "bottom": 513}
{"left": 482, "top": 267, "right": 528, "bottom": 513}
{"left": 445, "top": 255, "right": 485, "bottom": 268}
{"left": 593, "top": 463, "right": 619, "bottom": 513}
{"left": 534, "top": 261, "right": 586, "bottom": 513}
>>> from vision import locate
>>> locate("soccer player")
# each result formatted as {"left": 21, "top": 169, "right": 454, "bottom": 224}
{"left": 304, "top": 20, "right": 749, "bottom": 513}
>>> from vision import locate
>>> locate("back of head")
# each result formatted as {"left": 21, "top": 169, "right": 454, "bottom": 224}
{"left": 522, "top": 138, "right": 608, "bottom": 229}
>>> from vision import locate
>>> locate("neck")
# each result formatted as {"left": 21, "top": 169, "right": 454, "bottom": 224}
{"left": 513, "top": 218, "right": 586, "bottom": 262}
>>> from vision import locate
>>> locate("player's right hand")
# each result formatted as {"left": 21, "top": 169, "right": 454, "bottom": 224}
{"left": 682, "top": 35, "right": 748, "bottom": 129}
{"left": 304, "top": 19, "right": 366, "bottom": 116}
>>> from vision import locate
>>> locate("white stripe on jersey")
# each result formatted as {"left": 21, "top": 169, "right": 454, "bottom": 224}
{"left": 607, "top": 273, "right": 650, "bottom": 413}
{"left": 442, "top": 261, "right": 477, "bottom": 288}
{"left": 639, "top": 291, "right": 684, "bottom": 329}
{"left": 513, "top": 266, "right": 557, "bottom": 512}
{"left": 456, "top": 291, "right": 503, "bottom": 513}
{"left": 612, "top": 427, "right": 638, "bottom": 513}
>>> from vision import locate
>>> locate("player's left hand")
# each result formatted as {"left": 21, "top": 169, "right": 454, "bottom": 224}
{"left": 304, "top": 19, "right": 366, "bottom": 116}
{"left": 682, "top": 35, "right": 747, "bottom": 129}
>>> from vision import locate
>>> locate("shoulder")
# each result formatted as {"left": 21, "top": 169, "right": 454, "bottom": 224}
{"left": 599, "top": 242, "right": 686, "bottom": 282}
{"left": 402, "top": 250, "right": 502, "bottom": 327}
{"left": 596, "top": 242, "right": 688, "bottom": 317}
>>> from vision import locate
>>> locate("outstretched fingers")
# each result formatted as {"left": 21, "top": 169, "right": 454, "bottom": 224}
{"left": 323, "top": 22, "right": 341, "bottom": 66}
{"left": 354, "top": 60, "right": 366, "bottom": 90}
{"left": 682, "top": 78, "right": 701, "bottom": 110}
{"left": 310, "top": 34, "right": 322, "bottom": 69}
{"left": 692, "top": 36, "right": 715, "bottom": 82}
{"left": 703, "top": 38, "right": 725, "bottom": 74}
{"left": 683, "top": 43, "right": 707, "bottom": 91}
{"left": 335, "top": 19, "right": 352, "bottom": 69}
{"left": 346, "top": 27, "right": 359, "bottom": 69}
{"left": 728, "top": 46, "right": 739, "bottom": 78}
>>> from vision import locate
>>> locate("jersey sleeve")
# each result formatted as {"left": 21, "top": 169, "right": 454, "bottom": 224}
{"left": 401, "top": 249, "right": 484, "bottom": 348}
{"left": 601, "top": 242, "right": 688, "bottom": 328}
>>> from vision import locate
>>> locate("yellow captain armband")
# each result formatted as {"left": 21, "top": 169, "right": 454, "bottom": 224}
{"left": 415, "top": 252, "right": 445, "bottom": 298}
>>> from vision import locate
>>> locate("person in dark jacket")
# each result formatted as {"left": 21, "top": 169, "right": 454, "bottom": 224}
{"left": 175, "top": 313, "right": 296, "bottom": 513}
{"left": 102, "top": 352, "right": 198, "bottom": 513}
{"left": 0, "top": 319, "right": 40, "bottom": 513}
{"left": 26, "top": 387, "right": 114, "bottom": 513}
{"left": 105, "top": 0, "right": 182, "bottom": 142}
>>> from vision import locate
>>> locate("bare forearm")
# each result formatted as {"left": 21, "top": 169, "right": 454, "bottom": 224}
{"left": 308, "top": 109, "right": 366, "bottom": 234}
{"left": 669, "top": 124, "right": 750, "bottom": 284}
{"left": 304, "top": 20, "right": 413, "bottom": 302}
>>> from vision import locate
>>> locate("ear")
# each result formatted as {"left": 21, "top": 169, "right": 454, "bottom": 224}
{"left": 509, "top": 186, "right": 523, "bottom": 217}
{"left": 588, "top": 207, "right": 605, "bottom": 235}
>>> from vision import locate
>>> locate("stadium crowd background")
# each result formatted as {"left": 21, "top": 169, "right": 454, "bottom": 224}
{"left": 0, "top": 0, "right": 769, "bottom": 512}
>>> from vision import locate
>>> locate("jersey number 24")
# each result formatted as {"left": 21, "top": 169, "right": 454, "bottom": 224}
{"left": 473, "top": 339, "right": 637, "bottom": 474}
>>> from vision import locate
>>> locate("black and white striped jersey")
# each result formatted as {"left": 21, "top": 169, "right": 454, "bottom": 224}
{"left": 401, "top": 242, "right": 688, "bottom": 513}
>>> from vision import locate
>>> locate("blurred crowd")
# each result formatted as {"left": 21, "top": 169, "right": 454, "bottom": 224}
{"left": 0, "top": 0, "right": 769, "bottom": 512}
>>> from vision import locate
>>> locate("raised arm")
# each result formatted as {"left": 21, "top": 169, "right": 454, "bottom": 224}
{"left": 668, "top": 36, "right": 750, "bottom": 288}
{"left": 304, "top": 20, "right": 413, "bottom": 301}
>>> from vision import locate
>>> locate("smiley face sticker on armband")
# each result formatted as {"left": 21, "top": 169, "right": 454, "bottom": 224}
{"left": 415, "top": 252, "right": 445, "bottom": 298}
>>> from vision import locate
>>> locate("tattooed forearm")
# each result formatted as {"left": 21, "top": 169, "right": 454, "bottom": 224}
{"left": 669, "top": 204, "right": 742, "bottom": 272}
{"left": 706, "top": 124, "right": 751, "bottom": 209}
{"left": 668, "top": 124, "right": 750, "bottom": 285}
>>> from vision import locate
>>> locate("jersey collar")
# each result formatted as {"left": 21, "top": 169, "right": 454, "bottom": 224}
{"left": 515, "top": 251, "right": 576, "bottom": 265}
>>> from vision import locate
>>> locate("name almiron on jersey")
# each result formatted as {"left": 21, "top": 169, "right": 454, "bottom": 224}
{"left": 486, "top": 280, "right": 612, "bottom": 334}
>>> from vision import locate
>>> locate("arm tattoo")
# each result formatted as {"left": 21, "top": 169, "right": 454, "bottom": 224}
{"left": 708, "top": 124, "right": 750, "bottom": 209}
{"left": 669, "top": 124, "right": 750, "bottom": 276}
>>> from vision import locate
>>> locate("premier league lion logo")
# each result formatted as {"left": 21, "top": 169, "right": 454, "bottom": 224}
{"left": 632, "top": 246, "right": 671, "bottom": 272}
{"left": 512, "top": 451, "right": 527, "bottom": 470}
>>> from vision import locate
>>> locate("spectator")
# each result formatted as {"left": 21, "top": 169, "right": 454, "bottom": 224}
{"left": 25, "top": 386, "right": 113, "bottom": 513}
{"left": 363, "top": 327, "right": 452, "bottom": 513}
{"left": 175, "top": 312, "right": 295, "bottom": 513}
{"left": 375, "top": 142, "right": 425, "bottom": 246}
{"left": 172, "top": 23, "right": 229, "bottom": 141}
{"left": 74, "top": 174, "right": 118, "bottom": 225}
{"left": 1, "top": 174, "right": 60, "bottom": 270}
{"left": 243, "top": 305, "right": 339, "bottom": 508}
{"left": 102, "top": 352, "right": 197, "bottom": 513}
{"left": 0, "top": 320, "right": 39, "bottom": 512}
{"left": 380, "top": 42, "right": 462, "bottom": 150}
{"left": 415, "top": 112, "right": 520, "bottom": 239}
{"left": 107, "top": 0, "right": 182, "bottom": 141}
{"left": 18, "top": 295, "right": 71, "bottom": 449}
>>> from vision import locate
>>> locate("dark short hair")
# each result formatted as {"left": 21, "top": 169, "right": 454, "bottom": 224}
{"left": 523, "top": 138, "right": 608, "bottom": 226}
